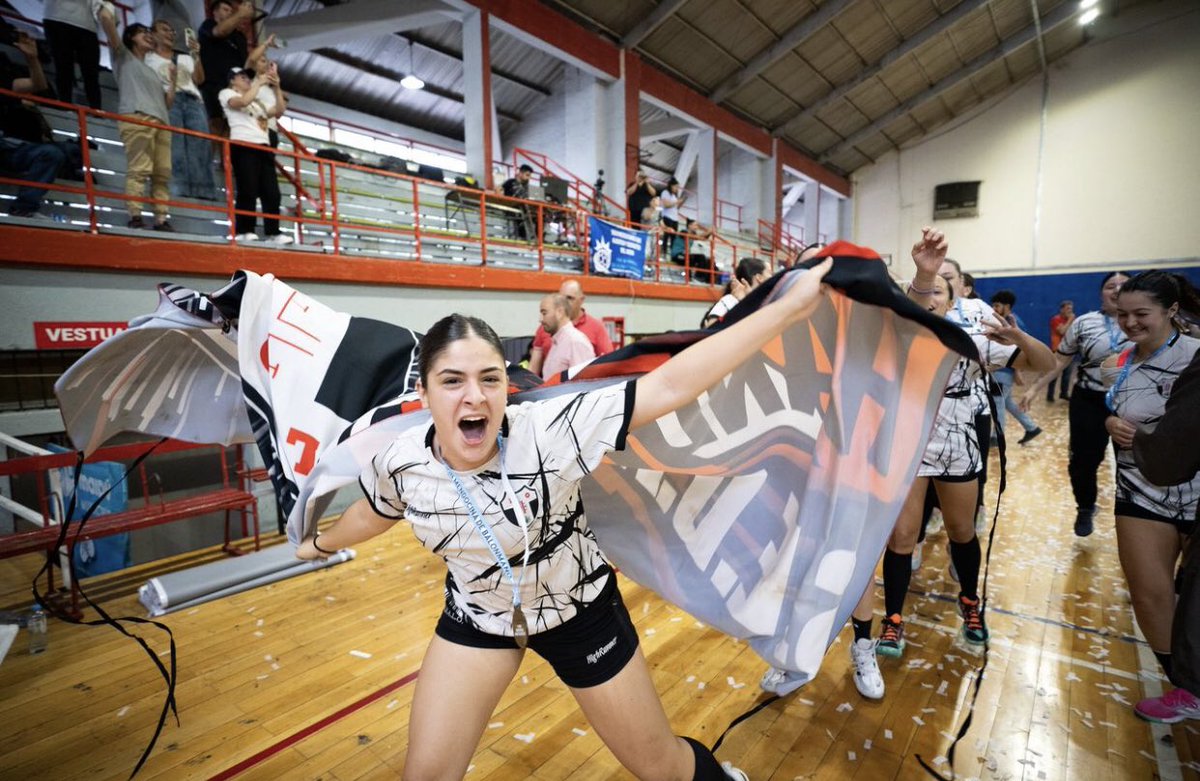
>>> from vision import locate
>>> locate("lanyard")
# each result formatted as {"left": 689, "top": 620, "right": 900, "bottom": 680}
{"left": 440, "top": 434, "right": 533, "bottom": 647}
{"left": 1102, "top": 315, "right": 1123, "bottom": 352}
{"left": 1106, "top": 332, "right": 1180, "bottom": 413}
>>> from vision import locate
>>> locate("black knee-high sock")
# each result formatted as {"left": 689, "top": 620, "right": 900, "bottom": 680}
{"left": 882, "top": 549, "right": 912, "bottom": 618}
{"left": 917, "top": 483, "right": 939, "bottom": 543}
{"left": 949, "top": 536, "right": 982, "bottom": 599}
{"left": 1155, "top": 651, "right": 1175, "bottom": 682}
{"left": 683, "top": 736, "right": 726, "bottom": 781}
{"left": 852, "top": 616, "right": 872, "bottom": 641}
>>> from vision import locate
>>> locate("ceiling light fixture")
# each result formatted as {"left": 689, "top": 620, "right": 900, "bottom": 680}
{"left": 401, "top": 40, "right": 424, "bottom": 91}
{"left": 1079, "top": 7, "right": 1100, "bottom": 24}
{"left": 1079, "top": 0, "right": 1099, "bottom": 8}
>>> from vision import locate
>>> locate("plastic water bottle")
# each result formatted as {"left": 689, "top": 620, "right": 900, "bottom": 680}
{"left": 27, "top": 607, "right": 47, "bottom": 654}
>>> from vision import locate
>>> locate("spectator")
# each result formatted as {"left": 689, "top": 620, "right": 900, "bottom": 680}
{"left": 42, "top": 0, "right": 102, "bottom": 109}
{"left": 659, "top": 177, "right": 685, "bottom": 255}
{"left": 625, "top": 169, "right": 655, "bottom": 223}
{"left": 198, "top": 0, "right": 253, "bottom": 137}
{"left": 97, "top": 7, "right": 176, "bottom": 231}
{"left": 961, "top": 272, "right": 980, "bottom": 299}
{"left": 680, "top": 218, "right": 717, "bottom": 284}
{"left": 538, "top": 293, "right": 595, "bottom": 379}
{"left": 150, "top": 0, "right": 195, "bottom": 53}
{"left": 246, "top": 42, "right": 285, "bottom": 147}
{"left": 702, "top": 256, "right": 768, "bottom": 329}
{"left": 528, "top": 279, "right": 613, "bottom": 376}
{"left": 1046, "top": 299, "right": 1075, "bottom": 401}
{"left": 146, "top": 19, "right": 218, "bottom": 201}
{"left": 220, "top": 66, "right": 292, "bottom": 244}
{"left": 640, "top": 195, "right": 662, "bottom": 228}
{"left": 989, "top": 290, "right": 1042, "bottom": 444}
{"left": 1, "top": 32, "right": 88, "bottom": 219}
{"left": 497, "top": 163, "right": 533, "bottom": 239}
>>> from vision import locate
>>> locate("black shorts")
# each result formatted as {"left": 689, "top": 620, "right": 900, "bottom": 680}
{"left": 434, "top": 572, "right": 639, "bottom": 688}
{"left": 1114, "top": 500, "right": 1197, "bottom": 534}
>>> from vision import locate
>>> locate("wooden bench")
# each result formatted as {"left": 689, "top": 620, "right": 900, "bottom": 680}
{"left": 0, "top": 439, "right": 260, "bottom": 616}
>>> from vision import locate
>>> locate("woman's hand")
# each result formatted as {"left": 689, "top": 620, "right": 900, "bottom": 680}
{"left": 981, "top": 316, "right": 1023, "bottom": 346}
{"left": 1106, "top": 415, "right": 1137, "bottom": 448}
{"left": 910, "top": 227, "right": 947, "bottom": 276}
{"left": 777, "top": 257, "right": 834, "bottom": 325}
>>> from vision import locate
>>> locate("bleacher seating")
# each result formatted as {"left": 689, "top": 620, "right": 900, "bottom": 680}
{"left": 2, "top": 58, "right": 766, "bottom": 281}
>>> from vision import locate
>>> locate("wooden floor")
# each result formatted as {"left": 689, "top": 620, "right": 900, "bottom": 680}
{"left": 2, "top": 398, "right": 1198, "bottom": 780}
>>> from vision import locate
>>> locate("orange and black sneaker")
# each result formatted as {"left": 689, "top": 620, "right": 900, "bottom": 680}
{"left": 958, "top": 595, "right": 989, "bottom": 644}
{"left": 877, "top": 613, "right": 905, "bottom": 658}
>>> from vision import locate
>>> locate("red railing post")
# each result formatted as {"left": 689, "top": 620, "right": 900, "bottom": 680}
{"left": 479, "top": 190, "right": 488, "bottom": 267}
{"left": 223, "top": 140, "right": 236, "bottom": 242}
{"left": 536, "top": 202, "right": 544, "bottom": 272}
{"left": 330, "top": 164, "right": 341, "bottom": 256}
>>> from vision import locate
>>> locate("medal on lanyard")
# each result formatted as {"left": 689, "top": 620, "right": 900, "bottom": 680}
{"left": 441, "top": 434, "right": 533, "bottom": 648}
{"left": 1105, "top": 332, "right": 1180, "bottom": 413}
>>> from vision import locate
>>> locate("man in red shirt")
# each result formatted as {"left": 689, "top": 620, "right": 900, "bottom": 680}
{"left": 529, "top": 279, "right": 613, "bottom": 376}
{"left": 1046, "top": 300, "right": 1075, "bottom": 401}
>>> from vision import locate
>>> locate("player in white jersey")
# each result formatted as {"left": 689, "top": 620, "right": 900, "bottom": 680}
{"left": 295, "top": 259, "right": 835, "bottom": 781}
{"left": 1022, "top": 272, "right": 1132, "bottom": 536}
{"left": 1102, "top": 270, "right": 1200, "bottom": 698}
{"left": 878, "top": 229, "right": 1055, "bottom": 659}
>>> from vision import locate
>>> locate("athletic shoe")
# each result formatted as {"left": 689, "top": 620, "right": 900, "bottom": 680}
{"left": 850, "top": 638, "right": 884, "bottom": 699}
{"left": 1018, "top": 427, "right": 1043, "bottom": 445}
{"left": 958, "top": 595, "right": 989, "bottom": 645}
{"left": 152, "top": 220, "right": 176, "bottom": 232}
{"left": 911, "top": 543, "right": 923, "bottom": 571}
{"left": 721, "top": 761, "right": 750, "bottom": 780}
{"left": 759, "top": 666, "right": 807, "bottom": 696}
{"left": 927, "top": 507, "right": 944, "bottom": 535}
{"left": 236, "top": 232, "right": 260, "bottom": 242}
{"left": 128, "top": 216, "right": 146, "bottom": 229}
{"left": 877, "top": 614, "right": 905, "bottom": 658}
{"left": 268, "top": 233, "right": 294, "bottom": 245}
{"left": 1074, "top": 507, "right": 1095, "bottom": 537}
{"left": 1134, "top": 688, "right": 1200, "bottom": 724}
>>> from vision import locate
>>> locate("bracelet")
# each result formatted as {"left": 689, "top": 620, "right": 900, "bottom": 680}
{"left": 907, "top": 281, "right": 936, "bottom": 295}
{"left": 312, "top": 534, "right": 337, "bottom": 555}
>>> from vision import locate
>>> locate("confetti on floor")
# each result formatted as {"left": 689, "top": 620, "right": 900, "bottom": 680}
{"left": 349, "top": 650, "right": 372, "bottom": 659}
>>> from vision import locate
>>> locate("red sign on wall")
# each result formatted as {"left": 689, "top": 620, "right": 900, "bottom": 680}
{"left": 34, "top": 322, "right": 128, "bottom": 349}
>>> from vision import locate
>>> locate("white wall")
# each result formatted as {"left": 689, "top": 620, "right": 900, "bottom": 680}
{"left": 851, "top": 0, "right": 1200, "bottom": 279}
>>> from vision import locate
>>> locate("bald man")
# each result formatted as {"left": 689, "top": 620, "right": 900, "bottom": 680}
{"left": 529, "top": 280, "right": 614, "bottom": 376}
{"left": 538, "top": 294, "right": 596, "bottom": 379}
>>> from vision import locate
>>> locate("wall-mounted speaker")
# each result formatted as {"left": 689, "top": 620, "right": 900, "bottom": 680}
{"left": 933, "top": 181, "right": 980, "bottom": 219}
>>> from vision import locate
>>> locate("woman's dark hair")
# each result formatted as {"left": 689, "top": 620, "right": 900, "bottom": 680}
{"left": 1119, "top": 271, "right": 1200, "bottom": 318}
{"left": 961, "top": 272, "right": 979, "bottom": 299}
{"left": 734, "top": 256, "right": 767, "bottom": 285}
{"left": 122, "top": 23, "right": 150, "bottom": 51}
{"left": 1099, "top": 270, "right": 1131, "bottom": 289}
{"left": 418, "top": 314, "right": 505, "bottom": 385}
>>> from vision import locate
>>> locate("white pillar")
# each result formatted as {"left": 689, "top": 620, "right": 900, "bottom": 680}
{"left": 461, "top": 10, "right": 492, "bottom": 185}
{"left": 696, "top": 127, "right": 716, "bottom": 226}
{"left": 803, "top": 180, "right": 820, "bottom": 244}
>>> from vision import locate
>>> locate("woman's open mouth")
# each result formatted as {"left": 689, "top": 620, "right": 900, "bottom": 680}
{"left": 458, "top": 416, "right": 488, "bottom": 445}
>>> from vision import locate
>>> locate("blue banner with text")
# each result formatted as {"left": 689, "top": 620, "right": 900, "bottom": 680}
{"left": 588, "top": 217, "right": 651, "bottom": 281}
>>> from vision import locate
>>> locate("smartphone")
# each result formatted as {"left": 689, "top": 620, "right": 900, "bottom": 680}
{"left": 184, "top": 27, "right": 197, "bottom": 49}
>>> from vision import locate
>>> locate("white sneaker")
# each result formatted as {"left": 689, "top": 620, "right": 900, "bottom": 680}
{"left": 850, "top": 638, "right": 884, "bottom": 699}
{"left": 236, "top": 232, "right": 260, "bottom": 241}
{"left": 927, "top": 507, "right": 944, "bottom": 535}
{"left": 911, "top": 543, "right": 923, "bottom": 571}
{"left": 721, "top": 760, "right": 750, "bottom": 780}
{"left": 760, "top": 666, "right": 808, "bottom": 696}
{"left": 269, "top": 233, "right": 294, "bottom": 245}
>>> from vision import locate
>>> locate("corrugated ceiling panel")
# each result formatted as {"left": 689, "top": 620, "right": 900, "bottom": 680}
{"left": 796, "top": 27, "right": 869, "bottom": 88}
{"left": 678, "top": 0, "right": 783, "bottom": 66}
{"left": 640, "top": 17, "right": 741, "bottom": 91}
{"left": 759, "top": 54, "right": 837, "bottom": 108}
{"left": 832, "top": 2, "right": 900, "bottom": 66}
{"left": 912, "top": 33, "right": 966, "bottom": 81}
{"left": 741, "top": 0, "right": 814, "bottom": 36}
{"left": 947, "top": 10, "right": 1003, "bottom": 60}
{"left": 726, "top": 83, "right": 800, "bottom": 128}
{"left": 882, "top": 0, "right": 944, "bottom": 39}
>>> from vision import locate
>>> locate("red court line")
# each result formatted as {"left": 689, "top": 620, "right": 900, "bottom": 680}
{"left": 207, "top": 669, "right": 420, "bottom": 780}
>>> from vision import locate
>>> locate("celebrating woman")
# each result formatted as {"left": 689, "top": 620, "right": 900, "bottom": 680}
{"left": 881, "top": 229, "right": 1056, "bottom": 657}
{"left": 1102, "top": 271, "right": 1200, "bottom": 712}
{"left": 1022, "top": 272, "right": 1131, "bottom": 536}
{"left": 296, "top": 258, "right": 835, "bottom": 781}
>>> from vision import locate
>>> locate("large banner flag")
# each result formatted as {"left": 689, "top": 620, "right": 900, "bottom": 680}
{"left": 55, "top": 245, "right": 975, "bottom": 682}
{"left": 588, "top": 216, "right": 652, "bottom": 280}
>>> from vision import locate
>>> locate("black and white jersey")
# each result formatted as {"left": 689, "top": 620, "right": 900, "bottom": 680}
{"left": 360, "top": 382, "right": 635, "bottom": 637}
{"left": 946, "top": 297, "right": 999, "bottom": 415}
{"left": 919, "top": 332, "right": 1018, "bottom": 479}
{"left": 1107, "top": 334, "right": 1200, "bottom": 521}
{"left": 1058, "top": 311, "right": 1131, "bottom": 392}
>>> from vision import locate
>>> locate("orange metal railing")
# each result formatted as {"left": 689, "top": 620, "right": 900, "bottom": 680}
{"left": 0, "top": 88, "right": 746, "bottom": 288}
